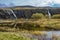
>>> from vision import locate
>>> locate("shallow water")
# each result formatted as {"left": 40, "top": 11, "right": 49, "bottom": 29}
{"left": 24, "top": 31, "right": 60, "bottom": 40}
{"left": 23, "top": 31, "right": 52, "bottom": 40}
{"left": 52, "top": 31, "right": 60, "bottom": 36}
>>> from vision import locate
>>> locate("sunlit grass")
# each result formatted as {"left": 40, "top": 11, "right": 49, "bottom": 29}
{"left": 0, "top": 31, "right": 51, "bottom": 40}
{"left": 0, "top": 19, "right": 60, "bottom": 31}
{"left": 0, "top": 32, "right": 38, "bottom": 40}
{"left": 0, "top": 31, "right": 48, "bottom": 40}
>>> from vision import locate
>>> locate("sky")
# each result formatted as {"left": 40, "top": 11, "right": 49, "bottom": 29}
{"left": 0, "top": 0, "right": 60, "bottom": 7}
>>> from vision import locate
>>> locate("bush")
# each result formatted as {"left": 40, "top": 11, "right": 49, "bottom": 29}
{"left": 52, "top": 14, "right": 60, "bottom": 19}
{"left": 17, "top": 22, "right": 40, "bottom": 30}
{"left": 31, "top": 13, "right": 44, "bottom": 19}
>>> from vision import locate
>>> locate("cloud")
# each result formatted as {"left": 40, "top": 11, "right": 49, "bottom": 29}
{"left": 13, "top": 0, "right": 53, "bottom": 6}
{"left": 53, "top": 0, "right": 60, "bottom": 4}
{"left": 0, "top": 0, "right": 60, "bottom": 7}
{"left": 33, "top": 0, "right": 60, "bottom": 7}
{"left": 30, "top": 0, "right": 54, "bottom": 6}
{"left": 35, "top": 0, "right": 53, "bottom": 6}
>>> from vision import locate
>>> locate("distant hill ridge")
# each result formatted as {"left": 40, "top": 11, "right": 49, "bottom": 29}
{"left": 0, "top": 5, "right": 60, "bottom": 19}
{"left": 0, "top": 5, "right": 60, "bottom": 9}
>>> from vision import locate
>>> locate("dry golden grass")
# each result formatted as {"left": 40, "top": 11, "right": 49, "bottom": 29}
{"left": 0, "top": 19, "right": 60, "bottom": 31}
{"left": 31, "top": 31, "right": 46, "bottom": 36}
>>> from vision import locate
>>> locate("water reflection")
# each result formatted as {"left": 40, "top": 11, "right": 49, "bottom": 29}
{"left": 23, "top": 31, "right": 52, "bottom": 40}
{"left": 52, "top": 31, "right": 60, "bottom": 40}
{"left": 31, "top": 31, "right": 52, "bottom": 40}
{"left": 21, "top": 31, "right": 60, "bottom": 40}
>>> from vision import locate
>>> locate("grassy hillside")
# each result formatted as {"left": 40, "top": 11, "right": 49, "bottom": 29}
{"left": 0, "top": 31, "right": 47, "bottom": 40}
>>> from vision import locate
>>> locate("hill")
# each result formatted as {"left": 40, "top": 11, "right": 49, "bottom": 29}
{"left": 0, "top": 6, "right": 60, "bottom": 19}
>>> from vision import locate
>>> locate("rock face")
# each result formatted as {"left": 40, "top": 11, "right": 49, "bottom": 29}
{"left": 13, "top": 7, "right": 60, "bottom": 19}
{"left": 0, "top": 6, "right": 60, "bottom": 19}
{"left": 13, "top": 9, "right": 47, "bottom": 18}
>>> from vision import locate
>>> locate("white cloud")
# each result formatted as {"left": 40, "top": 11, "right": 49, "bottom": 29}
{"left": 30, "top": 0, "right": 53, "bottom": 6}
{"left": 53, "top": 0, "right": 60, "bottom": 4}
{"left": 0, "top": 0, "right": 60, "bottom": 7}
{"left": 33, "top": 0, "right": 60, "bottom": 6}
{"left": 13, "top": 0, "right": 53, "bottom": 6}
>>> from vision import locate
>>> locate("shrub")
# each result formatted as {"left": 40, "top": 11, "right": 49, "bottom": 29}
{"left": 17, "top": 22, "right": 40, "bottom": 30}
{"left": 52, "top": 14, "right": 60, "bottom": 19}
{"left": 31, "top": 13, "right": 44, "bottom": 19}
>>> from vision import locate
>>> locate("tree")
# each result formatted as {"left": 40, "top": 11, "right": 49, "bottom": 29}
{"left": 31, "top": 13, "right": 44, "bottom": 19}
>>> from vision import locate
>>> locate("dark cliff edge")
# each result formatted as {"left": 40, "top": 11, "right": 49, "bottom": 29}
{"left": 0, "top": 6, "right": 60, "bottom": 19}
